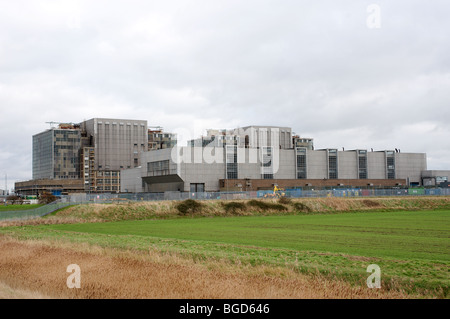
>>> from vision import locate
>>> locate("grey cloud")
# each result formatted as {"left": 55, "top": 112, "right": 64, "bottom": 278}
{"left": 1, "top": 0, "right": 449, "bottom": 190}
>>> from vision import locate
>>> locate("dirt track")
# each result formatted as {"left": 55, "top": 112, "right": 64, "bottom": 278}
{"left": 0, "top": 237, "right": 408, "bottom": 299}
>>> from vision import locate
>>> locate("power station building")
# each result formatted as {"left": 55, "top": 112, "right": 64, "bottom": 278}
{"left": 121, "top": 125, "right": 428, "bottom": 193}
{"left": 16, "top": 118, "right": 149, "bottom": 195}
{"left": 16, "top": 122, "right": 441, "bottom": 196}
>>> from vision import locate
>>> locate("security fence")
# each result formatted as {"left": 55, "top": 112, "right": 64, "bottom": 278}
{"left": 1, "top": 187, "right": 449, "bottom": 221}
{"left": 80, "top": 187, "right": 450, "bottom": 201}
{"left": 0, "top": 201, "right": 73, "bottom": 221}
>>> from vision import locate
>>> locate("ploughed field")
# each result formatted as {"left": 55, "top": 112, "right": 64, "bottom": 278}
{"left": 0, "top": 197, "right": 449, "bottom": 298}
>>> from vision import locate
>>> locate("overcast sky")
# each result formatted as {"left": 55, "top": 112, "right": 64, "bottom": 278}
{"left": 1, "top": 0, "right": 449, "bottom": 190}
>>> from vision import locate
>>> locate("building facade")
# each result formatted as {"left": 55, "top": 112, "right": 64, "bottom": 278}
{"left": 148, "top": 128, "right": 177, "bottom": 151}
{"left": 422, "top": 170, "right": 450, "bottom": 186}
{"left": 80, "top": 118, "right": 148, "bottom": 192}
{"left": 18, "top": 118, "right": 148, "bottom": 195}
{"left": 121, "top": 126, "right": 428, "bottom": 193}
{"left": 32, "top": 126, "right": 82, "bottom": 180}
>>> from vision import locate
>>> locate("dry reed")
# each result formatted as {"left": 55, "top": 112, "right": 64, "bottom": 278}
{"left": 0, "top": 236, "right": 413, "bottom": 299}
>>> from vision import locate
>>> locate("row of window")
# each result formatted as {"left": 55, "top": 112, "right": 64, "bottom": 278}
{"left": 145, "top": 149, "right": 395, "bottom": 181}
{"left": 295, "top": 149, "right": 394, "bottom": 179}
{"left": 222, "top": 148, "right": 394, "bottom": 180}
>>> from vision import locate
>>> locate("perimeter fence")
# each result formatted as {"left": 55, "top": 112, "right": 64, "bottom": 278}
{"left": 1, "top": 187, "right": 449, "bottom": 221}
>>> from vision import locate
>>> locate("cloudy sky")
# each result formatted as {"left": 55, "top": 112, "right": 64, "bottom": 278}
{"left": 1, "top": 0, "right": 449, "bottom": 190}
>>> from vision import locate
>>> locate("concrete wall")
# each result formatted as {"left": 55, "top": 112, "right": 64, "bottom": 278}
{"left": 234, "top": 126, "right": 293, "bottom": 149}
{"left": 307, "top": 150, "right": 328, "bottom": 179}
{"left": 368, "top": 152, "right": 386, "bottom": 179}
{"left": 338, "top": 151, "right": 358, "bottom": 179}
{"left": 395, "top": 153, "right": 427, "bottom": 184}
{"left": 179, "top": 147, "right": 225, "bottom": 192}
{"left": 275, "top": 149, "right": 296, "bottom": 179}
{"left": 120, "top": 146, "right": 429, "bottom": 192}
{"left": 236, "top": 148, "right": 260, "bottom": 179}
{"left": 422, "top": 170, "right": 450, "bottom": 186}
{"left": 220, "top": 178, "right": 407, "bottom": 191}
{"left": 120, "top": 167, "right": 143, "bottom": 193}
{"left": 147, "top": 182, "right": 183, "bottom": 192}
{"left": 84, "top": 118, "right": 148, "bottom": 171}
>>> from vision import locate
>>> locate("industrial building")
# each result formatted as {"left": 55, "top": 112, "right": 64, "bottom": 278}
{"left": 32, "top": 124, "right": 82, "bottom": 180}
{"left": 148, "top": 127, "right": 177, "bottom": 151}
{"left": 422, "top": 170, "right": 450, "bottom": 187}
{"left": 121, "top": 125, "right": 428, "bottom": 193}
{"left": 16, "top": 118, "right": 149, "bottom": 196}
{"left": 17, "top": 122, "right": 447, "bottom": 196}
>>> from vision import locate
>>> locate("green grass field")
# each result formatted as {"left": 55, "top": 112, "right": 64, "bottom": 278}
{"left": 0, "top": 204, "right": 42, "bottom": 212}
{"left": 3, "top": 208, "right": 449, "bottom": 297}
{"left": 47, "top": 210, "right": 449, "bottom": 260}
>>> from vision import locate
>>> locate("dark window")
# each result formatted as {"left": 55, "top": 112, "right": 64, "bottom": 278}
{"left": 190, "top": 183, "right": 205, "bottom": 192}
{"left": 387, "top": 156, "right": 395, "bottom": 179}
{"left": 328, "top": 150, "right": 338, "bottom": 179}
{"left": 147, "top": 160, "right": 171, "bottom": 176}
{"left": 358, "top": 151, "right": 367, "bottom": 179}
{"left": 226, "top": 145, "right": 238, "bottom": 179}
{"left": 296, "top": 148, "right": 307, "bottom": 179}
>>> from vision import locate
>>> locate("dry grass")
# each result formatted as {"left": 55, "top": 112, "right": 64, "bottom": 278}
{"left": 0, "top": 236, "right": 412, "bottom": 299}
{"left": 0, "top": 281, "right": 51, "bottom": 299}
{"left": 2, "top": 196, "right": 450, "bottom": 227}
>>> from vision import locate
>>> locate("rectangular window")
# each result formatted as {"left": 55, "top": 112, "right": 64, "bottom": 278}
{"left": 147, "top": 160, "right": 171, "bottom": 176}
{"left": 358, "top": 150, "right": 367, "bottom": 179}
{"left": 190, "top": 183, "right": 205, "bottom": 192}
{"left": 328, "top": 149, "right": 338, "bottom": 179}
{"left": 296, "top": 147, "right": 307, "bottom": 179}
{"left": 226, "top": 145, "right": 238, "bottom": 179}
{"left": 261, "top": 146, "right": 273, "bottom": 179}
{"left": 387, "top": 154, "right": 395, "bottom": 179}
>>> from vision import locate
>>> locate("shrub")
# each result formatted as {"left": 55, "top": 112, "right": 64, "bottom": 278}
{"left": 278, "top": 196, "right": 292, "bottom": 205}
{"left": 293, "top": 202, "right": 312, "bottom": 213}
{"left": 175, "top": 199, "right": 204, "bottom": 216}
{"left": 7, "top": 195, "right": 23, "bottom": 205}
{"left": 222, "top": 201, "right": 247, "bottom": 214}
{"left": 39, "top": 193, "right": 57, "bottom": 205}
{"left": 247, "top": 200, "right": 287, "bottom": 211}
{"left": 362, "top": 199, "right": 381, "bottom": 207}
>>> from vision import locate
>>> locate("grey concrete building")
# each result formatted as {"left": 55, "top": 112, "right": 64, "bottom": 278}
{"left": 18, "top": 118, "right": 148, "bottom": 195}
{"left": 79, "top": 118, "right": 148, "bottom": 193}
{"left": 121, "top": 126, "right": 428, "bottom": 193}
{"left": 422, "top": 170, "right": 450, "bottom": 186}
{"left": 81, "top": 118, "right": 148, "bottom": 171}
{"left": 148, "top": 128, "right": 177, "bottom": 151}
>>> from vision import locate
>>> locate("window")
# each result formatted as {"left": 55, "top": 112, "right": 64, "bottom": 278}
{"left": 147, "top": 160, "right": 171, "bottom": 176}
{"left": 190, "top": 183, "right": 205, "bottom": 192}
{"left": 358, "top": 150, "right": 367, "bottom": 179}
{"left": 261, "top": 146, "right": 273, "bottom": 179}
{"left": 387, "top": 154, "right": 395, "bottom": 179}
{"left": 328, "top": 149, "right": 338, "bottom": 179}
{"left": 296, "top": 147, "right": 307, "bottom": 179}
{"left": 226, "top": 145, "right": 238, "bottom": 179}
